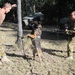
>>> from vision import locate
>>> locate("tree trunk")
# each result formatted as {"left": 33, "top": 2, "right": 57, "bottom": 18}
{"left": 17, "top": 0, "right": 23, "bottom": 49}
{"left": 25, "top": 0, "right": 33, "bottom": 16}
{"left": 33, "top": 0, "right": 36, "bottom": 14}
{"left": 33, "top": 4, "right": 36, "bottom": 14}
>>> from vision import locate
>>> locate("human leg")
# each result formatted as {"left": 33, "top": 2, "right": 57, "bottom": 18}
{"left": 67, "top": 38, "right": 74, "bottom": 59}
{"left": 37, "top": 48, "right": 42, "bottom": 62}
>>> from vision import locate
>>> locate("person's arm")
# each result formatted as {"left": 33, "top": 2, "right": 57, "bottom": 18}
{"left": 0, "top": 13, "right": 5, "bottom": 26}
{"left": 27, "top": 31, "right": 38, "bottom": 39}
{"left": 11, "top": 4, "right": 17, "bottom": 8}
{"left": 27, "top": 34, "right": 35, "bottom": 39}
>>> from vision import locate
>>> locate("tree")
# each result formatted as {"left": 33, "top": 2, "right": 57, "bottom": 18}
{"left": 16, "top": 0, "right": 24, "bottom": 51}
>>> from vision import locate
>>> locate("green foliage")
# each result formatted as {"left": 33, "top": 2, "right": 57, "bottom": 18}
{"left": 0, "top": 0, "right": 75, "bottom": 24}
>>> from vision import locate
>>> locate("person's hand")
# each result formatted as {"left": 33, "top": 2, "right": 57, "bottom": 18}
{"left": 65, "top": 29, "right": 68, "bottom": 32}
{"left": 65, "top": 29, "right": 70, "bottom": 34}
{"left": 12, "top": 4, "right": 17, "bottom": 8}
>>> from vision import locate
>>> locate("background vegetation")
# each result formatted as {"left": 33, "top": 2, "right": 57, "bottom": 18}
{"left": 0, "top": 0, "right": 75, "bottom": 24}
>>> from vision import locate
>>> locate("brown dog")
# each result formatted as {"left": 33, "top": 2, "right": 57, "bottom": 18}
{"left": 27, "top": 21, "right": 42, "bottom": 62}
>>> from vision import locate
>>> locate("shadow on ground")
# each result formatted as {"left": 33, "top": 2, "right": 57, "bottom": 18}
{"left": 42, "top": 48, "right": 67, "bottom": 58}
{"left": 6, "top": 53, "right": 32, "bottom": 60}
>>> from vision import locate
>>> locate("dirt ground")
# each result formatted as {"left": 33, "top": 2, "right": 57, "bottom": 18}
{"left": 0, "top": 22, "right": 75, "bottom": 75}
